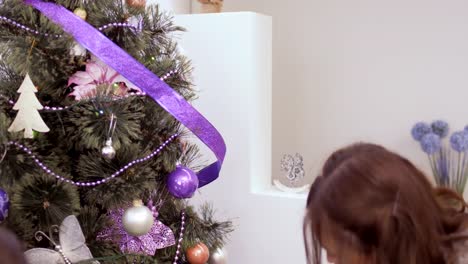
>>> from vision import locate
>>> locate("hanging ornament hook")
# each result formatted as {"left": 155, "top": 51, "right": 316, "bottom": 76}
{"left": 0, "top": 146, "right": 7, "bottom": 164}
{"left": 27, "top": 38, "right": 36, "bottom": 61}
{"left": 107, "top": 113, "right": 117, "bottom": 140}
{"left": 102, "top": 113, "right": 117, "bottom": 160}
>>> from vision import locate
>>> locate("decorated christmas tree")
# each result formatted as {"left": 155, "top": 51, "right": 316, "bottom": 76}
{"left": 0, "top": 0, "right": 231, "bottom": 263}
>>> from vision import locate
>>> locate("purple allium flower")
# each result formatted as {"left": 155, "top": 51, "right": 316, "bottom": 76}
{"left": 464, "top": 125, "right": 468, "bottom": 132}
{"left": 420, "top": 133, "right": 441, "bottom": 154}
{"left": 450, "top": 131, "right": 468, "bottom": 152}
{"left": 431, "top": 120, "right": 449, "bottom": 138}
{"left": 411, "top": 122, "right": 432, "bottom": 141}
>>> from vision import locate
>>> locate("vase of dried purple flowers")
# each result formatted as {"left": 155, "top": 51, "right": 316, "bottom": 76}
{"left": 411, "top": 120, "right": 468, "bottom": 195}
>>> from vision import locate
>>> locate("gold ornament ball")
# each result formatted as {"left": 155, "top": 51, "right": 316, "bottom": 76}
{"left": 73, "top": 8, "right": 87, "bottom": 20}
{"left": 186, "top": 242, "right": 210, "bottom": 264}
{"left": 126, "top": 0, "right": 146, "bottom": 8}
{"left": 122, "top": 200, "right": 154, "bottom": 236}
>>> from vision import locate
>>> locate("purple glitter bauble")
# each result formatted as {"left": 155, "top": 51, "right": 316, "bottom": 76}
{"left": 167, "top": 166, "right": 199, "bottom": 199}
{"left": 0, "top": 189, "right": 9, "bottom": 223}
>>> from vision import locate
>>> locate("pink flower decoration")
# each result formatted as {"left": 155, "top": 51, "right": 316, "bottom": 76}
{"left": 68, "top": 56, "right": 141, "bottom": 100}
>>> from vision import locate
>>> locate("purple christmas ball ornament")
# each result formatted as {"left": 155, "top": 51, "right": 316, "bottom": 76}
{"left": 167, "top": 166, "right": 199, "bottom": 199}
{"left": 0, "top": 189, "right": 9, "bottom": 223}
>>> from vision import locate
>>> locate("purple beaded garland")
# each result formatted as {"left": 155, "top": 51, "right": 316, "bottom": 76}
{"left": 7, "top": 134, "right": 178, "bottom": 187}
{"left": 0, "top": 15, "right": 138, "bottom": 38}
{"left": 173, "top": 210, "right": 186, "bottom": 264}
{"left": 1, "top": 69, "right": 177, "bottom": 113}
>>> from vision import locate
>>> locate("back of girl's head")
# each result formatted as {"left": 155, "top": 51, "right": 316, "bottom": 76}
{"left": 304, "top": 143, "right": 453, "bottom": 264}
{"left": 0, "top": 227, "right": 27, "bottom": 264}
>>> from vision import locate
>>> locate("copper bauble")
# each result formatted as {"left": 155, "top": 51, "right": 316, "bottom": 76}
{"left": 186, "top": 242, "right": 210, "bottom": 264}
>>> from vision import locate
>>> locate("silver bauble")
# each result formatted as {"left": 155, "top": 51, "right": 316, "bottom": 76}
{"left": 122, "top": 200, "right": 154, "bottom": 236}
{"left": 209, "top": 247, "right": 227, "bottom": 264}
{"left": 101, "top": 138, "right": 116, "bottom": 160}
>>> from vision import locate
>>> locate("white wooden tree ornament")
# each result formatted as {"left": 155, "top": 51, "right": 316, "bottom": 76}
{"left": 8, "top": 73, "right": 50, "bottom": 138}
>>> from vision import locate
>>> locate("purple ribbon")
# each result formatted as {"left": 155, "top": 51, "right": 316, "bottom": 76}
{"left": 24, "top": 0, "right": 225, "bottom": 187}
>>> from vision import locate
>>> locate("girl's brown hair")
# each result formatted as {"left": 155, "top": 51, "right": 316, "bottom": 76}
{"left": 0, "top": 227, "right": 27, "bottom": 264}
{"left": 304, "top": 143, "right": 467, "bottom": 264}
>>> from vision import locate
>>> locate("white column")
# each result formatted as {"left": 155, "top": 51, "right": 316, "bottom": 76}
{"left": 175, "top": 13, "right": 307, "bottom": 264}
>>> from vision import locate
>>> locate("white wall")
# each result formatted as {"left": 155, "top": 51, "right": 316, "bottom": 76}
{"left": 193, "top": 0, "right": 468, "bottom": 187}
{"left": 147, "top": 0, "right": 190, "bottom": 14}
{"left": 180, "top": 1, "right": 468, "bottom": 264}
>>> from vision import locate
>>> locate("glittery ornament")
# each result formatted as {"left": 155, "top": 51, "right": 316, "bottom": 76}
{"left": 97, "top": 201, "right": 175, "bottom": 255}
{"left": 0, "top": 189, "right": 9, "bottom": 223}
{"left": 126, "top": 0, "right": 146, "bottom": 8}
{"left": 167, "top": 166, "right": 199, "bottom": 199}
{"left": 73, "top": 8, "right": 87, "bottom": 20}
{"left": 186, "top": 242, "right": 210, "bottom": 264}
{"left": 280, "top": 153, "right": 305, "bottom": 182}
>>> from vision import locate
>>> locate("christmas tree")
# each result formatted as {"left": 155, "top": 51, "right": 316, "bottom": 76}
{"left": 0, "top": 0, "right": 231, "bottom": 263}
